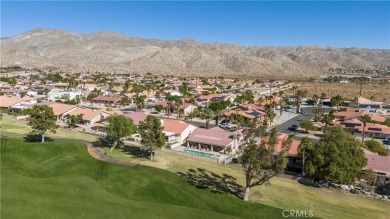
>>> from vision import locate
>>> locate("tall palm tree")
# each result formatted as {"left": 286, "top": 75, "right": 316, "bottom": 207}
{"left": 298, "top": 137, "right": 313, "bottom": 176}
{"left": 173, "top": 97, "right": 184, "bottom": 120}
{"left": 295, "top": 90, "right": 307, "bottom": 114}
{"left": 360, "top": 115, "right": 372, "bottom": 144}
{"left": 331, "top": 95, "right": 344, "bottom": 110}
{"left": 320, "top": 93, "right": 326, "bottom": 98}
{"left": 312, "top": 94, "right": 319, "bottom": 106}
{"left": 201, "top": 108, "right": 215, "bottom": 129}
{"left": 134, "top": 94, "right": 146, "bottom": 111}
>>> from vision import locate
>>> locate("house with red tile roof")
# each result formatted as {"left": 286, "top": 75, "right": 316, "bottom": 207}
{"left": 124, "top": 112, "right": 148, "bottom": 126}
{"left": 0, "top": 96, "right": 37, "bottom": 109}
{"left": 362, "top": 149, "right": 390, "bottom": 177}
{"left": 43, "top": 102, "right": 78, "bottom": 120}
{"left": 162, "top": 119, "right": 196, "bottom": 143}
{"left": 333, "top": 110, "right": 385, "bottom": 123}
{"left": 92, "top": 96, "right": 122, "bottom": 105}
{"left": 67, "top": 107, "right": 111, "bottom": 126}
{"left": 333, "top": 120, "right": 390, "bottom": 139}
{"left": 186, "top": 127, "right": 242, "bottom": 153}
{"left": 258, "top": 134, "right": 302, "bottom": 169}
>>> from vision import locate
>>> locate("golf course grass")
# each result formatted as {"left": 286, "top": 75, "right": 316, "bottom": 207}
{"left": 1, "top": 138, "right": 284, "bottom": 218}
{"left": 1, "top": 118, "right": 389, "bottom": 218}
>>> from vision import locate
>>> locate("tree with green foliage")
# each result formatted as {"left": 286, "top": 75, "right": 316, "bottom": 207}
{"left": 298, "top": 137, "right": 314, "bottom": 176}
{"left": 363, "top": 140, "right": 388, "bottom": 156}
{"left": 173, "top": 97, "right": 184, "bottom": 120}
{"left": 28, "top": 105, "right": 59, "bottom": 143}
{"left": 139, "top": 115, "right": 165, "bottom": 160}
{"left": 236, "top": 90, "right": 254, "bottom": 104}
{"left": 331, "top": 95, "right": 344, "bottom": 110}
{"left": 239, "top": 126, "right": 292, "bottom": 201}
{"left": 311, "top": 94, "right": 319, "bottom": 106}
{"left": 384, "top": 118, "right": 390, "bottom": 127}
{"left": 305, "top": 126, "right": 367, "bottom": 184}
{"left": 209, "top": 100, "right": 231, "bottom": 125}
{"left": 200, "top": 108, "right": 215, "bottom": 129}
{"left": 299, "top": 120, "right": 317, "bottom": 133}
{"left": 312, "top": 104, "right": 323, "bottom": 122}
{"left": 68, "top": 114, "right": 83, "bottom": 128}
{"left": 154, "top": 104, "right": 164, "bottom": 112}
{"left": 360, "top": 115, "right": 372, "bottom": 144}
{"left": 120, "top": 96, "right": 131, "bottom": 106}
{"left": 134, "top": 95, "right": 146, "bottom": 111}
{"left": 322, "top": 114, "right": 334, "bottom": 129}
{"left": 105, "top": 115, "right": 136, "bottom": 151}
{"left": 87, "top": 88, "right": 103, "bottom": 100}
{"left": 295, "top": 90, "right": 307, "bottom": 114}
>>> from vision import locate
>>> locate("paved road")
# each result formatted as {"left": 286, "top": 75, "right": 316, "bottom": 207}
{"left": 277, "top": 106, "right": 331, "bottom": 135}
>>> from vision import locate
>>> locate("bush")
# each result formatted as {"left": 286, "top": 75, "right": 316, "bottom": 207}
{"left": 363, "top": 140, "right": 388, "bottom": 156}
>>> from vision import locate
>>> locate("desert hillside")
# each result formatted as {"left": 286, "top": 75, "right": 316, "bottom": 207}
{"left": 1, "top": 28, "right": 389, "bottom": 78}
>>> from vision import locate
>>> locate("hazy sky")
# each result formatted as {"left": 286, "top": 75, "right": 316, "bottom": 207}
{"left": 2, "top": 1, "right": 389, "bottom": 49}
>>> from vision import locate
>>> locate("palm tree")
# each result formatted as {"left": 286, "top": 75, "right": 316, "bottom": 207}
{"left": 278, "top": 95, "right": 288, "bottom": 116}
{"left": 134, "top": 95, "right": 146, "bottom": 111}
{"left": 353, "top": 97, "right": 359, "bottom": 108}
{"left": 298, "top": 137, "right": 313, "bottom": 176}
{"left": 295, "top": 90, "right": 307, "bottom": 114}
{"left": 201, "top": 108, "right": 215, "bottom": 129}
{"left": 320, "top": 93, "right": 326, "bottom": 98}
{"left": 322, "top": 114, "right": 334, "bottom": 130}
{"left": 264, "top": 104, "right": 276, "bottom": 130}
{"left": 360, "top": 115, "right": 372, "bottom": 144}
{"left": 331, "top": 95, "right": 343, "bottom": 110}
{"left": 312, "top": 94, "right": 319, "bottom": 106}
{"left": 173, "top": 97, "right": 184, "bottom": 120}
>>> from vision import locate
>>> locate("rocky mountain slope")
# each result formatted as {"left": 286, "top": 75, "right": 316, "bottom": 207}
{"left": 1, "top": 28, "right": 389, "bottom": 78}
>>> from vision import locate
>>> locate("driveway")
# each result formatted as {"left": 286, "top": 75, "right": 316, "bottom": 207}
{"left": 277, "top": 106, "right": 331, "bottom": 135}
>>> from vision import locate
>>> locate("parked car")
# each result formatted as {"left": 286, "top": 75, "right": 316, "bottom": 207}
{"left": 288, "top": 124, "right": 299, "bottom": 131}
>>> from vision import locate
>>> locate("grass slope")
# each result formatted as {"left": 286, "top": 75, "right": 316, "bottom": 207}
{"left": 1, "top": 139, "right": 283, "bottom": 219}
{"left": 106, "top": 146, "right": 390, "bottom": 219}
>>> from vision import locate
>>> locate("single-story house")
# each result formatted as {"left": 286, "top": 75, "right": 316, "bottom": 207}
{"left": 362, "top": 148, "right": 390, "bottom": 177}
{"left": 124, "top": 111, "right": 148, "bottom": 126}
{"left": 186, "top": 127, "right": 242, "bottom": 153}
{"left": 91, "top": 96, "right": 122, "bottom": 105}
{"left": 67, "top": 108, "right": 110, "bottom": 126}
{"left": 162, "top": 119, "right": 196, "bottom": 143}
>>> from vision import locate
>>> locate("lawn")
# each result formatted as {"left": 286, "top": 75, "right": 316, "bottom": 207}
{"left": 1, "top": 117, "right": 389, "bottom": 218}
{"left": 0, "top": 116, "right": 97, "bottom": 142}
{"left": 1, "top": 138, "right": 284, "bottom": 219}
{"left": 105, "top": 145, "right": 390, "bottom": 219}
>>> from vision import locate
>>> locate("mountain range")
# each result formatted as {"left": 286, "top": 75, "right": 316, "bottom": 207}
{"left": 1, "top": 28, "right": 389, "bottom": 78}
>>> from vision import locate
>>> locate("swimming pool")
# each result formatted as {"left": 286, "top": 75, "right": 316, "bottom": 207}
{"left": 180, "top": 148, "right": 220, "bottom": 158}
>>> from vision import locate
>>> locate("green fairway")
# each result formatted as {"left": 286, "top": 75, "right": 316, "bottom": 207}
{"left": 106, "top": 146, "right": 390, "bottom": 219}
{"left": 1, "top": 138, "right": 284, "bottom": 219}
{"left": 0, "top": 117, "right": 97, "bottom": 142}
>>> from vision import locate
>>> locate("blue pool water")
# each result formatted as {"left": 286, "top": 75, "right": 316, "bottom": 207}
{"left": 181, "top": 148, "right": 220, "bottom": 158}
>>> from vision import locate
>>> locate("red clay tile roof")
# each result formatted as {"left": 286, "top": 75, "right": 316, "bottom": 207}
{"left": 187, "top": 127, "right": 234, "bottom": 147}
{"left": 124, "top": 112, "right": 148, "bottom": 125}
{"left": 45, "top": 102, "right": 77, "bottom": 116}
{"left": 68, "top": 108, "right": 106, "bottom": 121}
{"left": 363, "top": 154, "right": 390, "bottom": 176}
{"left": 0, "top": 96, "right": 36, "bottom": 108}
{"left": 162, "top": 119, "right": 190, "bottom": 134}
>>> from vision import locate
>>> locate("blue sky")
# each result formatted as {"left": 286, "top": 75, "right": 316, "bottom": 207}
{"left": 1, "top": 1, "right": 389, "bottom": 49}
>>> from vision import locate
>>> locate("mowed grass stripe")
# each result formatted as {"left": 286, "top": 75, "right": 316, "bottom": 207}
{"left": 1, "top": 139, "right": 284, "bottom": 219}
